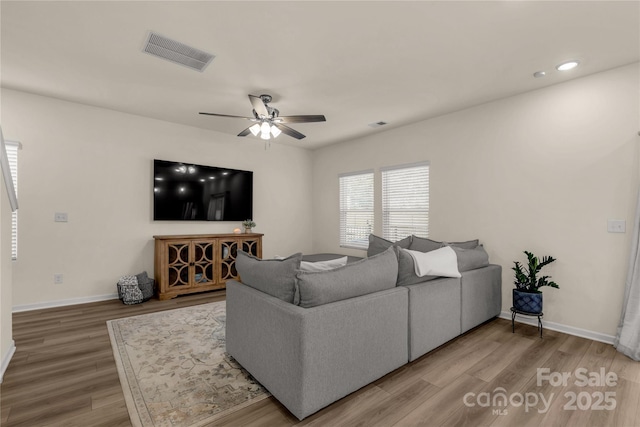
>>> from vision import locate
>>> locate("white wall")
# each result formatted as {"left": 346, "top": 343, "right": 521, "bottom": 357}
{"left": 312, "top": 63, "right": 640, "bottom": 337}
{"left": 2, "top": 89, "right": 314, "bottom": 308}
{"left": 3, "top": 63, "right": 639, "bottom": 338}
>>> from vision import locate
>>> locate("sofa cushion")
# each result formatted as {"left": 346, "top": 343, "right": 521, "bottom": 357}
{"left": 236, "top": 251, "right": 302, "bottom": 303}
{"left": 450, "top": 245, "right": 490, "bottom": 272}
{"left": 296, "top": 246, "right": 398, "bottom": 308}
{"left": 408, "top": 236, "right": 443, "bottom": 252}
{"left": 367, "top": 234, "right": 412, "bottom": 257}
{"left": 299, "top": 256, "right": 348, "bottom": 272}
{"left": 445, "top": 239, "right": 480, "bottom": 249}
{"left": 410, "top": 236, "right": 479, "bottom": 251}
{"left": 302, "top": 253, "right": 363, "bottom": 264}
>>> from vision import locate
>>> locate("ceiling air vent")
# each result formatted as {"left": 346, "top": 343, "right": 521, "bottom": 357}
{"left": 142, "top": 32, "right": 215, "bottom": 72}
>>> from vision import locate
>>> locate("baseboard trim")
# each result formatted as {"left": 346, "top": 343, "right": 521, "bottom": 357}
{"left": 1, "top": 340, "right": 16, "bottom": 383}
{"left": 11, "top": 298, "right": 616, "bottom": 344}
{"left": 499, "top": 311, "right": 615, "bottom": 345}
{"left": 13, "top": 293, "right": 120, "bottom": 313}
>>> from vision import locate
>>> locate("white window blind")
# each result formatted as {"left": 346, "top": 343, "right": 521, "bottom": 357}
{"left": 382, "top": 162, "right": 429, "bottom": 241}
{"left": 6, "top": 141, "right": 19, "bottom": 261}
{"left": 339, "top": 170, "right": 374, "bottom": 249}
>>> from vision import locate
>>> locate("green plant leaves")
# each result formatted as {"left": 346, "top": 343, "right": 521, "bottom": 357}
{"left": 513, "top": 251, "right": 559, "bottom": 292}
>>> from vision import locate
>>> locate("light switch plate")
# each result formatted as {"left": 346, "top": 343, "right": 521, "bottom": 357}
{"left": 607, "top": 219, "right": 626, "bottom": 233}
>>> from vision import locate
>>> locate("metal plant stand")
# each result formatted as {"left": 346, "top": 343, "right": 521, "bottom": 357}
{"left": 511, "top": 307, "right": 543, "bottom": 338}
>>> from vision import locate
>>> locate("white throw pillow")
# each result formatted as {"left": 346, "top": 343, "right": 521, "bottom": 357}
{"left": 299, "top": 256, "right": 348, "bottom": 272}
{"left": 405, "top": 246, "right": 461, "bottom": 278}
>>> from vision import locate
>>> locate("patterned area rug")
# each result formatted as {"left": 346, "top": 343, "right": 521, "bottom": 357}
{"left": 107, "top": 301, "right": 269, "bottom": 427}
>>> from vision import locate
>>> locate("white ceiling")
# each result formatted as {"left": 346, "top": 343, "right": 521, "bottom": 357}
{"left": 1, "top": 1, "right": 638, "bottom": 149}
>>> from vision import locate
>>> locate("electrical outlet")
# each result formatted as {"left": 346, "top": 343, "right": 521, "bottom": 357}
{"left": 54, "top": 212, "right": 68, "bottom": 222}
{"left": 53, "top": 274, "right": 63, "bottom": 284}
{"left": 607, "top": 219, "right": 626, "bottom": 233}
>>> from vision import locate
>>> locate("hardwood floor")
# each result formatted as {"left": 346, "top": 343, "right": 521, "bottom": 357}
{"left": 1, "top": 292, "right": 639, "bottom": 426}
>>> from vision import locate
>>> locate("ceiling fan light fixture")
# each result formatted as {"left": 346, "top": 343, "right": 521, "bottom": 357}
{"left": 200, "top": 93, "right": 325, "bottom": 143}
{"left": 249, "top": 123, "right": 261, "bottom": 136}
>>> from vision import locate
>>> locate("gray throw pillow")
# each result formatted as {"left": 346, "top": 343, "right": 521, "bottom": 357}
{"left": 395, "top": 247, "right": 438, "bottom": 286}
{"left": 135, "top": 271, "right": 150, "bottom": 284}
{"left": 408, "top": 236, "right": 443, "bottom": 252}
{"left": 367, "top": 234, "right": 412, "bottom": 257}
{"left": 296, "top": 246, "right": 398, "bottom": 308}
{"left": 410, "top": 236, "right": 479, "bottom": 252}
{"left": 450, "top": 245, "right": 489, "bottom": 272}
{"left": 445, "top": 239, "right": 480, "bottom": 250}
{"left": 236, "top": 251, "right": 302, "bottom": 303}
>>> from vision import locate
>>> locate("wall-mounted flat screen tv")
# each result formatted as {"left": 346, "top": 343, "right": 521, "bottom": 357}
{"left": 153, "top": 159, "right": 253, "bottom": 221}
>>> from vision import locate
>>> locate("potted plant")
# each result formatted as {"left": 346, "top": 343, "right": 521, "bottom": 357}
{"left": 512, "top": 251, "right": 559, "bottom": 314}
{"left": 242, "top": 219, "right": 256, "bottom": 234}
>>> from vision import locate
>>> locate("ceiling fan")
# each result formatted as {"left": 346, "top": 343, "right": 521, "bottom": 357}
{"left": 199, "top": 94, "right": 326, "bottom": 141}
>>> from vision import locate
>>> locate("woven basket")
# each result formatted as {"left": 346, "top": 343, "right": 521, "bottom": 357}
{"left": 117, "top": 279, "right": 155, "bottom": 304}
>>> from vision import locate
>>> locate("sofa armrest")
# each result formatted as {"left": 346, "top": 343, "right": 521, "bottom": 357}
{"left": 460, "top": 264, "right": 502, "bottom": 332}
{"left": 225, "top": 280, "right": 408, "bottom": 420}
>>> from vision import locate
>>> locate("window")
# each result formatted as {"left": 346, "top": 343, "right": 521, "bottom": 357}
{"left": 6, "top": 141, "right": 19, "bottom": 260}
{"left": 339, "top": 170, "right": 374, "bottom": 249}
{"left": 381, "top": 162, "right": 429, "bottom": 241}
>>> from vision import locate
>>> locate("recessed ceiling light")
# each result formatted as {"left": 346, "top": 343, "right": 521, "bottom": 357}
{"left": 556, "top": 60, "right": 580, "bottom": 71}
{"left": 533, "top": 71, "right": 546, "bottom": 78}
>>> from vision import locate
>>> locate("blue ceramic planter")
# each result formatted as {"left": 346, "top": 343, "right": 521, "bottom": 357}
{"left": 513, "top": 289, "right": 543, "bottom": 314}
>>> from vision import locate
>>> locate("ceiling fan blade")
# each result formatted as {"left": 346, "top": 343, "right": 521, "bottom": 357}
{"left": 248, "top": 95, "right": 269, "bottom": 118}
{"left": 199, "top": 112, "right": 254, "bottom": 120}
{"left": 237, "top": 127, "right": 252, "bottom": 137}
{"left": 276, "top": 115, "right": 326, "bottom": 123}
{"left": 274, "top": 123, "right": 306, "bottom": 140}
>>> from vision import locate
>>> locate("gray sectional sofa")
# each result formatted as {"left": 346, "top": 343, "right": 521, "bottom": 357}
{"left": 225, "top": 235, "right": 502, "bottom": 420}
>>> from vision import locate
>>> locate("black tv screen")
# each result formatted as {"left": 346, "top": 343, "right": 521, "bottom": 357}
{"left": 153, "top": 159, "right": 253, "bottom": 221}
